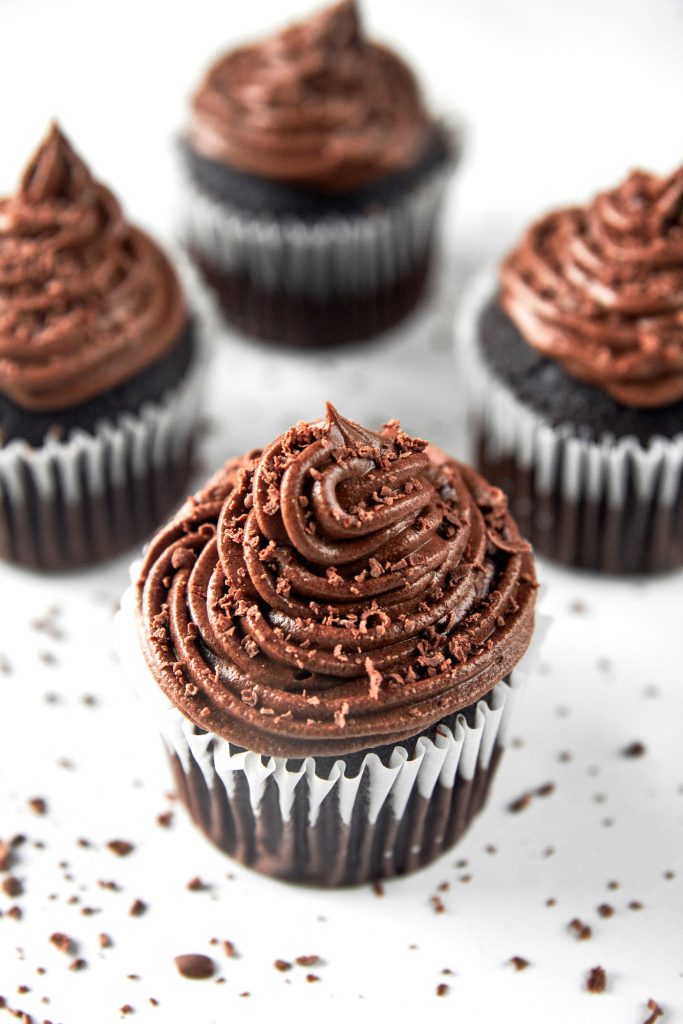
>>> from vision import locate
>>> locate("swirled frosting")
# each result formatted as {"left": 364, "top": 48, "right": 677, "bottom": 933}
{"left": 137, "top": 405, "right": 537, "bottom": 758}
{"left": 500, "top": 163, "right": 683, "bottom": 408}
{"left": 0, "top": 124, "right": 186, "bottom": 412}
{"left": 188, "top": 0, "right": 431, "bottom": 193}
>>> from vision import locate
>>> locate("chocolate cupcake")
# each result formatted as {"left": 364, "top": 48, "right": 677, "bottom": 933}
{"left": 461, "top": 163, "right": 683, "bottom": 574}
{"left": 180, "top": 0, "right": 457, "bottom": 347}
{"left": 117, "top": 405, "right": 537, "bottom": 885}
{"left": 0, "top": 125, "right": 206, "bottom": 570}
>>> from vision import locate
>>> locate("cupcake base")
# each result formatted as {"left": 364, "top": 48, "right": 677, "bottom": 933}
{"left": 0, "top": 323, "right": 207, "bottom": 572}
{"left": 459, "top": 279, "right": 683, "bottom": 575}
{"left": 191, "top": 249, "right": 432, "bottom": 348}
{"left": 168, "top": 734, "right": 502, "bottom": 886}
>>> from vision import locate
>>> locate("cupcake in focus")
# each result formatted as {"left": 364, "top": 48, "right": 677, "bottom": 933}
{"left": 461, "top": 163, "right": 683, "bottom": 574}
{"left": 118, "top": 404, "right": 537, "bottom": 886}
{"left": 180, "top": 0, "right": 457, "bottom": 347}
{"left": 0, "top": 125, "right": 206, "bottom": 570}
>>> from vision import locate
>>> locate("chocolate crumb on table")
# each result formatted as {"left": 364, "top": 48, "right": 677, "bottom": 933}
{"left": 436, "top": 983, "right": 449, "bottom": 996}
{"left": 274, "top": 959, "right": 292, "bottom": 972}
{"left": 174, "top": 954, "right": 215, "bottom": 980}
{"left": 643, "top": 998, "right": 664, "bottom": 1024}
{"left": 107, "top": 840, "right": 134, "bottom": 857}
{"left": 0, "top": 840, "right": 13, "bottom": 871}
{"left": 156, "top": 812, "right": 173, "bottom": 828}
{"left": 568, "top": 918, "right": 592, "bottom": 941}
{"left": 129, "top": 899, "right": 147, "bottom": 917}
{"left": 621, "top": 741, "right": 647, "bottom": 758}
{"left": 98, "top": 933, "right": 113, "bottom": 949}
{"left": 305, "top": 974, "right": 320, "bottom": 983}
{"left": 49, "top": 932, "right": 75, "bottom": 954}
{"left": 295, "top": 955, "right": 320, "bottom": 967}
{"left": 508, "top": 790, "right": 533, "bottom": 813}
{"left": 1, "top": 876, "right": 23, "bottom": 897}
{"left": 27, "top": 797, "right": 47, "bottom": 816}
{"left": 509, "top": 957, "right": 530, "bottom": 971}
{"left": 186, "top": 876, "right": 209, "bottom": 891}
{"left": 586, "top": 966, "right": 607, "bottom": 993}
{"left": 596, "top": 904, "right": 614, "bottom": 918}
{"left": 372, "top": 880, "right": 384, "bottom": 896}
{"left": 222, "top": 940, "right": 237, "bottom": 958}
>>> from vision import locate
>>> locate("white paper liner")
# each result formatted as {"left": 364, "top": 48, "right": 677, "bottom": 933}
{"left": 180, "top": 157, "right": 454, "bottom": 301}
{"left": 0, "top": 318, "right": 210, "bottom": 568}
{"left": 116, "top": 574, "right": 548, "bottom": 829}
{"left": 456, "top": 269, "right": 683, "bottom": 510}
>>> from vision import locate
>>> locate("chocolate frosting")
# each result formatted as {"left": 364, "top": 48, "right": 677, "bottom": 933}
{"left": 0, "top": 125, "right": 186, "bottom": 412}
{"left": 188, "top": 0, "right": 431, "bottom": 194}
{"left": 137, "top": 405, "right": 537, "bottom": 758}
{"left": 500, "top": 163, "right": 683, "bottom": 408}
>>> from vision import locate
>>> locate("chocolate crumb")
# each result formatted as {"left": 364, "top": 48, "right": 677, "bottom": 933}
{"left": 2, "top": 876, "right": 23, "bottom": 898}
{"left": 222, "top": 941, "right": 237, "bottom": 959}
{"left": 597, "top": 904, "right": 614, "bottom": 918}
{"left": 149, "top": 998, "right": 159, "bottom": 1007}
{"left": 546, "top": 898, "right": 557, "bottom": 907}
{"left": 568, "top": 918, "right": 592, "bottom": 941}
{"left": 621, "top": 741, "right": 646, "bottom": 758}
{"left": 508, "top": 791, "right": 533, "bottom": 813}
{"left": 607, "top": 880, "right": 619, "bottom": 890}
{"left": 0, "top": 841, "right": 13, "bottom": 872}
{"left": 372, "top": 880, "right": 384, "bottom": 897}
{"left": 7, "top": 905, "right": 22, "bottom": 920}
{"left": 643, "top": 998, "right": 664, "bottom": 1024}
{"left": 174, "top": 954, "right": 214, "bottom": 980}
{"left": 107, "top": 840, "right": 134, "bottom": 857}
{"left": 586, "top": 966, "right": 607, "bottom": 993}
{"left": 536, "top": 782, "right": 555, "bottom": 797}
{"left": 27, "top": 798, "right": 47, "bottom": 816}
{"left": 628, "top": 900, "right": 643, "bottom": 911}
{"left": 49, "top": 933, "right": 74, "bottom": 955}
{"left": 98, "top": 933, "right": 112, "bottom": 949}
{"left": 431, "top": 895, "right": 445, "bottom": 914}
{"left": 510, "top": 957, "right": 530, "bottom": 971}
{"left": 436, "top": 983, "right": 449, "bottom": 996}
{"left": 69, "top": 958, "right": 87, "bottom": 971}
{"left": 129, "top": 899, "right": 147, "bottom": 917}
{"left": 156, "top": 812, "right": 173, "bottom": 828}
{"left": 186, "top": 877, "right": 209, "bottom": 892}
{"left": 274, "top": 960, "right": 292, "bottom": 972}
{"left": 305, "top": 974, "right": 320, "bottom": 983}
{"left": 120, "top": 1005, "right": 134, "bottom": 1015}
{"left": 295, "top": 955, "right": 320, "bottom": 967}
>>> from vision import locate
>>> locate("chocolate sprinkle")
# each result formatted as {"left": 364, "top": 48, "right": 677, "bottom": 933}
{"left": 174, "top": 954, "right": 215, "bottom": 980}
{"left": 586, "top": 966, "right": 607, "bottom": 993}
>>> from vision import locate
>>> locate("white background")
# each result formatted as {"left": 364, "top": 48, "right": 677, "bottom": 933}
{"left": 0, "top": 1, "right": 682, "bottom": 1022}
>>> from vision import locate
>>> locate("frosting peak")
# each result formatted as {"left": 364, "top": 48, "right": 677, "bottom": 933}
{"left": 137, "top": 408, "right": 537, "bottom": 758}
{"left": 0, "top": 124, "right": 186, "bottom": 412}
{"left": 500, "top": 163, "right": 683, "bottom": 409}
{"left": 188, "top": 0, "right": 431, "bottom": 193}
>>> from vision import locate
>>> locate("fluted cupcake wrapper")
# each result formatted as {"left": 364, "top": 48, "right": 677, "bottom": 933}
{"left": 0, "top": 328, "right": 209, "bottom": 571}
{"left": 116, "top": 578, "right": 546, "bottom": 886}
{"left": 179, "top": 142, "right": 456, "bottom": 346}
{"left": 458, "top": 271, "right": 683, "bottom": 574}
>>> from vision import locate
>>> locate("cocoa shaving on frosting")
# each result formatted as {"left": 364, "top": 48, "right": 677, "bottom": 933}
{"left": 0, "top": 124, "right": 186, "bottom": 412}
{"left": 188, "top": 0, "right": 430, "bottom": 193}
{"left": 500, "top": 163, "right": 683, "bottom": 408}
{"left": 137, "top": 405, "right": 537, "bottom": 758}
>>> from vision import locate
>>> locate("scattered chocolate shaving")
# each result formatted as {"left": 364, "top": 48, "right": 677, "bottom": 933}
{"left": 0, "top": 841, "right": 13, "bottom": 872}
{"left": 174, "top": 954, "right": 214, "bottom": 980}
{"left": 120, "top": 1005, "right": 134, "bottom": 1015}
{"left": 69, "top": 958, "right": 87, "bottom": 971}
{"left": 372, "top": 881, "right": 384, "bottom": 897}
{"left": 107, "top": 840, "right": 134, "bottom": 857}
{"left": 643, "top": 998, "right": 664, "bottom": 1024}
{"left": 621, "top": 741, "right": 646, "bottom": 758}
{"left": 295, "top": 955, "right": 320, "bottom": 967}
{"left": 49, "top": 933, "right": 74, "bottom": 955}
{"left": 510, "top": 957, "right": 530, "bottom": 971}
{"left": 628, "top": 901, "right": 643, "bottom": 911}
{"left": 156, "top": 812, "right": 173, "bottom": 828}
{"left": 129, "top": 899, "right": 147, "bottom": 917}
{"left": 586, "top": 966, "right": 607, "bottom": 993}
{"left": 436, "top": 983, "right": 449, "bottom": 996}
{"left": 98, "top": 933, "right": 112, "bottom": 949}
{"left": 536, "top": 782, "right": 555, "bottom": 797}
{"left": 186, "top": 877, "right": 209, "bottom": 892}
{"left": 568, "top": 918, "right": 592, "bottom": 941}
{"left": 274, "top": 960, "right": 292, "bottom": 972}
{"left": 508, "top": 791, "right": 533, "bottom": 813}
{"left": 97, "top": 879, "right": 120, "bottom": 891}
{"left": 431, "top": 895, "right": 445, "bottom": 914}
{"left": 597, "top": 904, "right": 614, "bottom": 918}
{"left": 27, "top": 798, "right": 47, "bottom": 816}
{"left": 305, "top": 974, "right": 320, "bottom": 983}
{"left": 1, "top": 876, "right": 23, "bottom": 898}
{"left": 7, "top": 905, "right": 22, "bottom": 920}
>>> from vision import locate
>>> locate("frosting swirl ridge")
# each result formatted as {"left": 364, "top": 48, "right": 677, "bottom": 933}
{"left": 500, "top": 164, "right": 683, "bottom": 408}
{"left": 137, "top": 405, "right": 537, "bottom": 757}
{"left": 188, "top": 0, "right": 431, "bottom": 193}
{"left": 0, "top": 125, "right": 186, "bottom": 412}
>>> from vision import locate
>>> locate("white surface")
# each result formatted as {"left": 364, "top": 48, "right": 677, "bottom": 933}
{"left": 0, "top": 1, "right": 682, "bottom": 1022}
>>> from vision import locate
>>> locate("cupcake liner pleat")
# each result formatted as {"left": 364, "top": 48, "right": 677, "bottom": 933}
{"left": 115, "top": 581, "right": 548, "bottom": 885}
{"left": 458, "top": 272, "right": 683, "bottom": 573}
{"left": 0, "top": 333, "right": 208, "bottom": 571}
{"left": 181, "top": 160, "right": 453, "bottom": 302}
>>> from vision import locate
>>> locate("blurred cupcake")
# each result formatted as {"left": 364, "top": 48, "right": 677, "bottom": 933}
{"left": 0, "top": 125, "right": 206, "bottom": 571}
{"left": 180, "top": 0, "right": 457, "bottom": 347}
{"left": 118, "top": 404, "right": 537, "bottom": 886}
{"left": 461, "top": 163, "right": 683, "bottom": 574}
